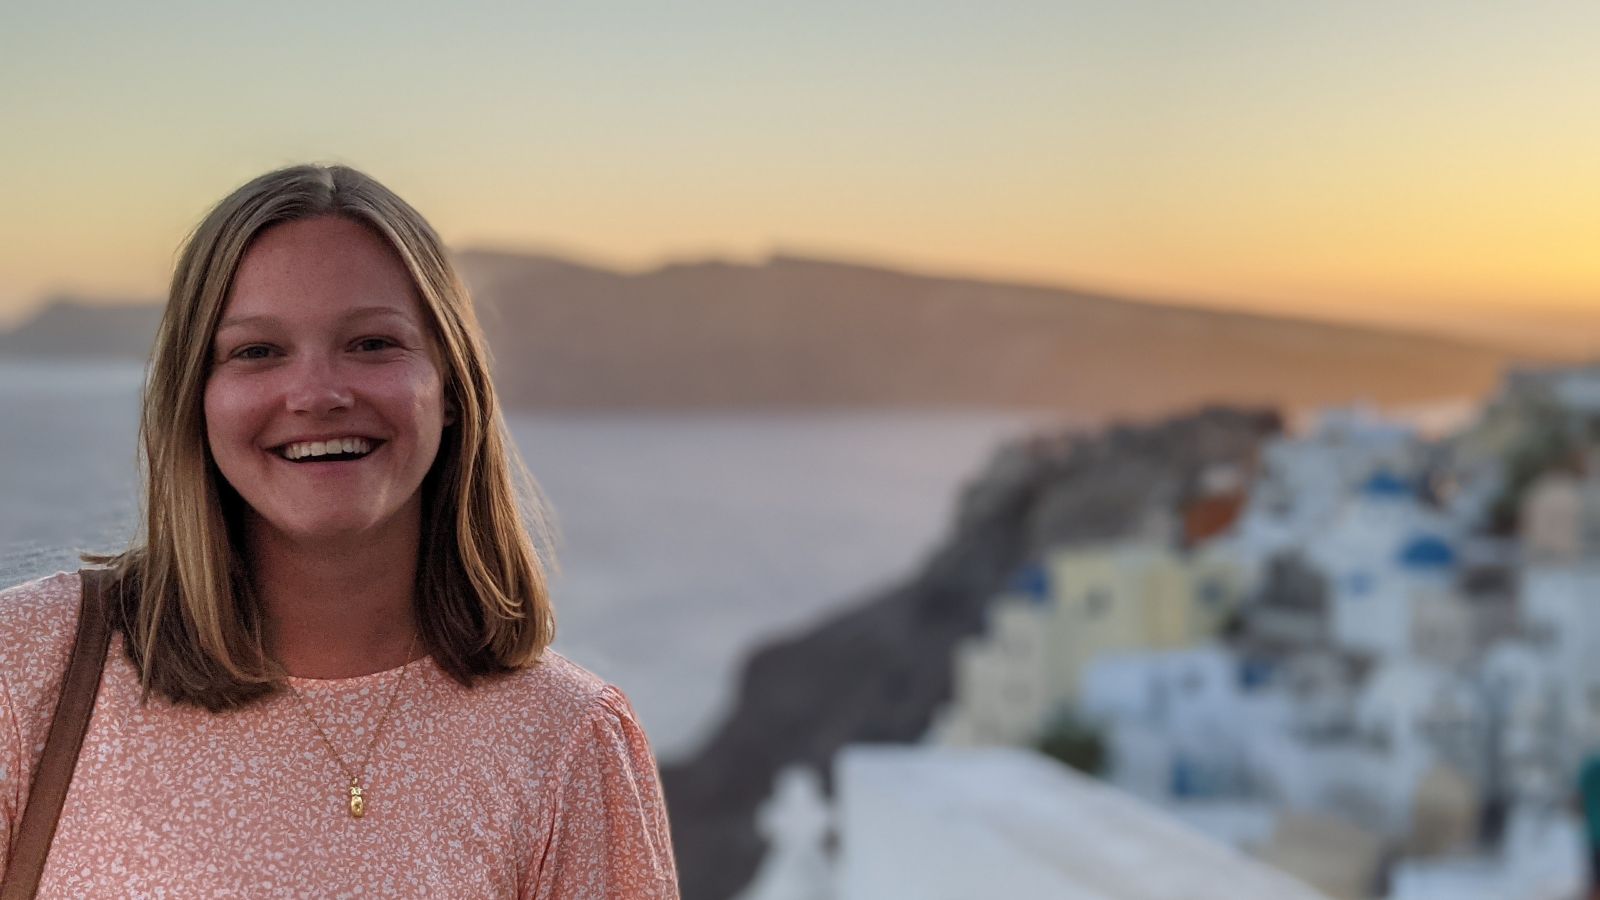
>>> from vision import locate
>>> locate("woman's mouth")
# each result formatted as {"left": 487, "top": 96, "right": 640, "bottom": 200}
{"left": 272, "top": 437, "right": 383, "bottom": 463}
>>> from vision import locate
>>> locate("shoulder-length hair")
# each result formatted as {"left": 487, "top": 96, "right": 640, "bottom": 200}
{"left": 90, "top": 164, "right": 556, "bottom": 711}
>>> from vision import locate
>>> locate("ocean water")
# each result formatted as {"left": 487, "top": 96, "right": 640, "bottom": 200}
{"left": 0, "top": 358, "right": 1044, "bottom": 760}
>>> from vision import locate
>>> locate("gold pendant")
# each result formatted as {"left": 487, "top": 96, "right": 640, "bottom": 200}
{"left": 349, "top": 778, "right": 366, "bottom": 818}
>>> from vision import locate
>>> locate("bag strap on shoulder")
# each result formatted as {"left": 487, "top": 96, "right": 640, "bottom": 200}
{"left": 1, "top": 568, "right": 115, "bottom": 900}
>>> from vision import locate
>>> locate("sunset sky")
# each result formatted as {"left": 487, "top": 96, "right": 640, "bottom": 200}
{"left": 3, "top": 2, "right": 1598, "bottom": 350}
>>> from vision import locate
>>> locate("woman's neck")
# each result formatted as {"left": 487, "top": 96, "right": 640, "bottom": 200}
{"left": 245, "top": 513, "right": 424, "bottom": 679}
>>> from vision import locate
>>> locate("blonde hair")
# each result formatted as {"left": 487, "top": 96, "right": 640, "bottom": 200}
{"left": 90, "top": 164, "right": 555, "bottom": 711}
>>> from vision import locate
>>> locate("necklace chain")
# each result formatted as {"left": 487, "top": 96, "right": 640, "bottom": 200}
{"left": 284, "top": 632, "right": 420, "bottom": 819}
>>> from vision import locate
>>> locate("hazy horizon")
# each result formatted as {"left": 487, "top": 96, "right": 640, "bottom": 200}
{"left": 5, "top": 2, "right": 1599, "bottom": 352}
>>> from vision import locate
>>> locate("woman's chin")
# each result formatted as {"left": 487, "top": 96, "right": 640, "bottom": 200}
{"left": 240, "top": 493, "right": 424, "bottom": 552}
{"left": 260, "top": 513, "right": 392, "bottom": 547}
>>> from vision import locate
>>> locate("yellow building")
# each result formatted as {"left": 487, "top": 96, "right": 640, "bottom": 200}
{"left": 933, "top": 541, "right": 1246, "bottom": 748}
{"left": 1044, "top": 542, "right": 1245, "bottom": 705}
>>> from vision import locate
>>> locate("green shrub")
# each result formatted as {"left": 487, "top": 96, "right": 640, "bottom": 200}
{"left": 1036, "top": 709, "right": 1106, "bottom": 776}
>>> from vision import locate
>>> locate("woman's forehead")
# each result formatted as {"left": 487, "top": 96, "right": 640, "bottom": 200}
{"left": 222, "top": 217, "right": 424, "bottom": 324}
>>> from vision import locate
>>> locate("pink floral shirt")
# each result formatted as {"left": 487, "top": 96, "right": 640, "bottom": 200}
{"left": 0, "top": 571, "right": 679, "bottom": 898}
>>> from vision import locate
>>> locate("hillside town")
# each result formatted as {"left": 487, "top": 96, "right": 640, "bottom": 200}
{"left": 740, "top": 362, "right": 1600, "bottom": 900}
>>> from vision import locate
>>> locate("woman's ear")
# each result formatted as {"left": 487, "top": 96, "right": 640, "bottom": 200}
{"left": 444, "top": 398, "right": 459, "bottom": 427}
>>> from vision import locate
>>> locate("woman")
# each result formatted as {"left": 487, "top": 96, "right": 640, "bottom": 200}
{"left": 0, "top": 165, "right": 679, "bottom": 897}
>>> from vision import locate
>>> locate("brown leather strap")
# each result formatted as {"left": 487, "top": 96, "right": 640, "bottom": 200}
{"left": 2, "top": 569, "right": 114, "bottom": 900}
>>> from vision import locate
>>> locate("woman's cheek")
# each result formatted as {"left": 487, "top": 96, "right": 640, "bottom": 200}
{"left": 203, "top": 374, "right": 263, "bottom": 456}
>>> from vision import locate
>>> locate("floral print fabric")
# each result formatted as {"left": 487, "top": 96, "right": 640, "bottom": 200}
{"left": 0, "top": 572, "right": 679, "bottom": 898}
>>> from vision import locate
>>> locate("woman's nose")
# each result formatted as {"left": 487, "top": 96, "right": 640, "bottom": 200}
{"left": 284, "top": 356, "right": 354, "bottom": 415}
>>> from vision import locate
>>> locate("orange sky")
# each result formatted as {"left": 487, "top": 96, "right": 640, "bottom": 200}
{"left": 3, "top": 2, "right": 1598, "bottom": 352}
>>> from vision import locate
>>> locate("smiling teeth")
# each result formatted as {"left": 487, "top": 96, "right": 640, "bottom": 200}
{"left": 282, "top": 437, "right": 373, "bottom": 460}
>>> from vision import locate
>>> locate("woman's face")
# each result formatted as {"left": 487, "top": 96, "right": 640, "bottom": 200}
{"left": 203, "top": 216, "right": 451, "bottom": 549}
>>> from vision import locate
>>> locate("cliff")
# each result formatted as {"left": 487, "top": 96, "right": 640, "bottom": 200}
{"left": 659, "top": 406, "right": 1284, "bottom": 900}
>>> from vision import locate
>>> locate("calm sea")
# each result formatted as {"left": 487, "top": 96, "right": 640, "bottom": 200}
{"left": 0, "top": 358, "right": 1045, "bottom": 760}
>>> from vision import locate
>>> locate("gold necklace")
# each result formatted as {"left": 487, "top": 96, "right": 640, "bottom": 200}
{"left": 284, "top": 633, "right": 420, "bottom": 819}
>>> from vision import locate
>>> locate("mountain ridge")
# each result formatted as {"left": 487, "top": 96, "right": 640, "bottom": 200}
{"left": 0, "top": 251, "right": 1557, "bottom": 415}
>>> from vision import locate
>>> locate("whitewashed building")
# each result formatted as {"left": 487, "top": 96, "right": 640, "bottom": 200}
{"left": 1515, "top": 562, "right": 1600, "bottom": 781}
{"left": 935, "top": 593, "right": 1053, "bottom": 746}
{"left": 1077, "top": 643, "right": 1291, "bottom": 804}
{"left": 1480, "top": 639, "right": 1571, "bottom": 805}
{"left": 1386, "top": 803, "right": 1585, "bottom": 900}
{"left": 1221, "top": 406, "right": 1426, "bottom": 572}
{"left": 1297, "top": 471, "right": 1467, "bottom": 661}
{"left": 1521, "top": 471, "right": 1586, "bottom": 564}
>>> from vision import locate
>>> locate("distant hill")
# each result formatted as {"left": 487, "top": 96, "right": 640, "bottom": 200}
{"left": 456, "top": 250, "right": 1556, "bottom": 416}
{"left": 0, "top": 298, "right": 163, "bottom": 360}
{"left": 0, "top": 254, "right": 1559, "bottom": 415}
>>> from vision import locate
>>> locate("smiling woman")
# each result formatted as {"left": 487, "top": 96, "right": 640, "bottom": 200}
{"left": 202, "top": 217, "right": 458, "bottom": 680}
{"left": 0, "top": 165, "right": 679, "bottom": 898}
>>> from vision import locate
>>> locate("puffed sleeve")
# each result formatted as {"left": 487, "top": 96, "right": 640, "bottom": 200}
{"left": 525, "top": 685, "right": 679, "bottom": 899}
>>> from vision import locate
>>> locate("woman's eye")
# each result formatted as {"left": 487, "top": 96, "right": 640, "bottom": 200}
{"left": 232, "top": 345, "right": 273, "bottom": 361}
{"left": 354, "top": 337, "right": 395, "bottom": 352}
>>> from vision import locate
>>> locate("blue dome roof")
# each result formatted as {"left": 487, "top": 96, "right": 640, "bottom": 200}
{"left": 1008, "top": 563, "right": 1051, "bottom": 603}
{"left": 1362, "top": 471, "right": 1413, "bottom": 498}
{"left": 1398, "top": 535, "right": 1455, "bottom": 569}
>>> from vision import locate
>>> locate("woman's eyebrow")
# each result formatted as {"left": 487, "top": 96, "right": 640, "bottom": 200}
{"left": 216, "top": 306, "right": 416, "bottom": 333}
{"left": 342, "top": 306, "right": 415, "bottom": 324}
{"left": 215, "top": 313, "right": 275, "bottom": 333}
